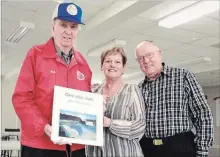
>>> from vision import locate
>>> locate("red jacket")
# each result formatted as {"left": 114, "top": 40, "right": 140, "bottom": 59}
{"left": 12, "top": 38, "right": 92, "bottom": 151}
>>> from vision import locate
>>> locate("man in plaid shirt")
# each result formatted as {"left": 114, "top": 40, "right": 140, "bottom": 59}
{"left": 136, "top": 41, "right": 213, "bottom": 157}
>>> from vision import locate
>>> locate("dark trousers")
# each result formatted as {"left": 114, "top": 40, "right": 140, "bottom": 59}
{"left": 21, "top": 145, "right": 85, "bottom": 157}
{"left": 140, "top": 132, "right": 196, "bottom": 157}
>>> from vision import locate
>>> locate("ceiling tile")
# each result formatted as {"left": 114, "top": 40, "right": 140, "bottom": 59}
{"left": 143, "top": 25, "right": 208, "bottom": 43}
{"left": 138, "top": 1, "right": 198, "bottom": 20}
{"left": 117, "top": 16, "right": 156, "bottom": 33}
{"left": 151, "top": 38, "right": 183, "bottom": 50}
{"left": 32, "top": 2, "right": 58, "bottom": 29}
{"left": 127, "top": 33, "right": 183, "bottom": 50}
{"left": 170, "top": 44, "right": 219, "bottom": 58}
{"left": 3, "top": 1, "right": 42, "bottom": 11}
{"left": 73, "top": 0, "right": 115, "bottom": 8}
{"left": 178, "top": 16, "right": 220, "bottom": 36}
{"left": 2, "top": 5, "right": 35, "bottom": 22}
{"left": 190, "top": 36, "right": 220, "bottom": 48}
{"left": 205, "top": 10, "right": 219, "bottom": 21}
{"left": 162, "top": 49, "right": 196, "bottom": 65}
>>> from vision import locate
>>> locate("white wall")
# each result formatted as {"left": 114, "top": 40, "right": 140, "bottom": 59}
{"left": 1, "top": 78, "right": 20, "bottom": 133}
{"left": 202, "top": 85, "right": 220, "bottom": 150}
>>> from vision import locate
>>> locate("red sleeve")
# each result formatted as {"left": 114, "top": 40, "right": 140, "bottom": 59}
{"left": 12, "top": 47, "right": 48, "bottom": 137}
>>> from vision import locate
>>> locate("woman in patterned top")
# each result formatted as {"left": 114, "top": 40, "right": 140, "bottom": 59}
{"left": 86, "top": 47, "right": 146, "bottom": 157}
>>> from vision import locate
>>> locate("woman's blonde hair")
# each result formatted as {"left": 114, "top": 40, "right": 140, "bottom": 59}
{"left": 101, "top": 47, "right": 127, "bottom": 66}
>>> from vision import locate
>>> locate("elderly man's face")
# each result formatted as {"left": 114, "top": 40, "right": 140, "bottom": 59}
{"left": 136, "top": 43, "right": 162, "bottom": 78}
{"left": 52, "top": 19, "right": 79, "bottom": 51}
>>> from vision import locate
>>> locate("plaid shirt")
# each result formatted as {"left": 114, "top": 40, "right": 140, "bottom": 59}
{"left": 138, "top": 63, "right": 213, "bottom": 157}
{"left": 54, "top": 39, "right": 73, "bottom": 65}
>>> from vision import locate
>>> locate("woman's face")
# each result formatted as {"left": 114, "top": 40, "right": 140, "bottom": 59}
{"left": 101, "top": 53, "right": 125, "bottom": 79}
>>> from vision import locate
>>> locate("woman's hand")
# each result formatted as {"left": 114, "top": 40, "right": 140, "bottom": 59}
{"left": 104, "top": 116, "right": 111, "bottom": 127}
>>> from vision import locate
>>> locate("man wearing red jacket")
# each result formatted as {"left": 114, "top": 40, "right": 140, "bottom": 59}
{"left": 12, "top": 2, "right": 91, "bottom": 157}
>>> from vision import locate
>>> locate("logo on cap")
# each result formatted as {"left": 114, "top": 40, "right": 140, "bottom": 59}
{"left": 67, "top": 4, "right": 77, "bottom": 15}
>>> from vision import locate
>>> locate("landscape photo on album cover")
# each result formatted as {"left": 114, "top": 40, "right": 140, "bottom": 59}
{"left": 59, "top": 109, "right": 97, "bottom": 141}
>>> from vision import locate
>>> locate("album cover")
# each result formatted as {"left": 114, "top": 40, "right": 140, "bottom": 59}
{"left": 51, "top": 86, "right": 103, "bottom": 146}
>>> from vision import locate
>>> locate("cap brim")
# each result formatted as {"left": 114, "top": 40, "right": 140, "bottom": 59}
{"left": 57, "top": 16, "right": 85, "bottom": 25}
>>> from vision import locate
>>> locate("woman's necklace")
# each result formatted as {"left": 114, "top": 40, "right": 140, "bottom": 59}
{"left": 103, "top": 83, "right": 124, "bottom": 101}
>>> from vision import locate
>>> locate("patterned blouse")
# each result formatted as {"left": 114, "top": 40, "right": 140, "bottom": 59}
{"left": 86, "top": 84, "right": 146, "bottom": 157}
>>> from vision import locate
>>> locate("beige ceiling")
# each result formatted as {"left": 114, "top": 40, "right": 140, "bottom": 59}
{"left": 1, "top": 0, "right": 220, "bottom": 86}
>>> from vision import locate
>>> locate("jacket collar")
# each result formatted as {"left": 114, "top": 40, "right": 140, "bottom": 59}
{"left": 42, "top": 37, "right": 86, "bottom": 65}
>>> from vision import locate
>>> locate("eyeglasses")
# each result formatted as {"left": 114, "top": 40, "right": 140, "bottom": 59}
{"left": 136, "top": 52, "right": 154, "bottom": 63}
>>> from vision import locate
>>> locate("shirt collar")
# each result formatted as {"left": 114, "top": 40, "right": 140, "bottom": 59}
{"left": 54, "top": 39, "right": 72, "bottom": 58}
{"left": 42, "top": 37, "right": 87, "bottom": 65}
{"left": 162, "top": 62, "right": 170, "bottom": 77}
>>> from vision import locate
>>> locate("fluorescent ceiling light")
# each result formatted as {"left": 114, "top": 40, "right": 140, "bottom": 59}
{"left": 6, "top": 21, "right": 35, "bottom": 43}
{"left": 87, "top": 39, "right": 127, "bottom": 56}
{"left": 158, "top": 1, "right": 220, "bottom": 28}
